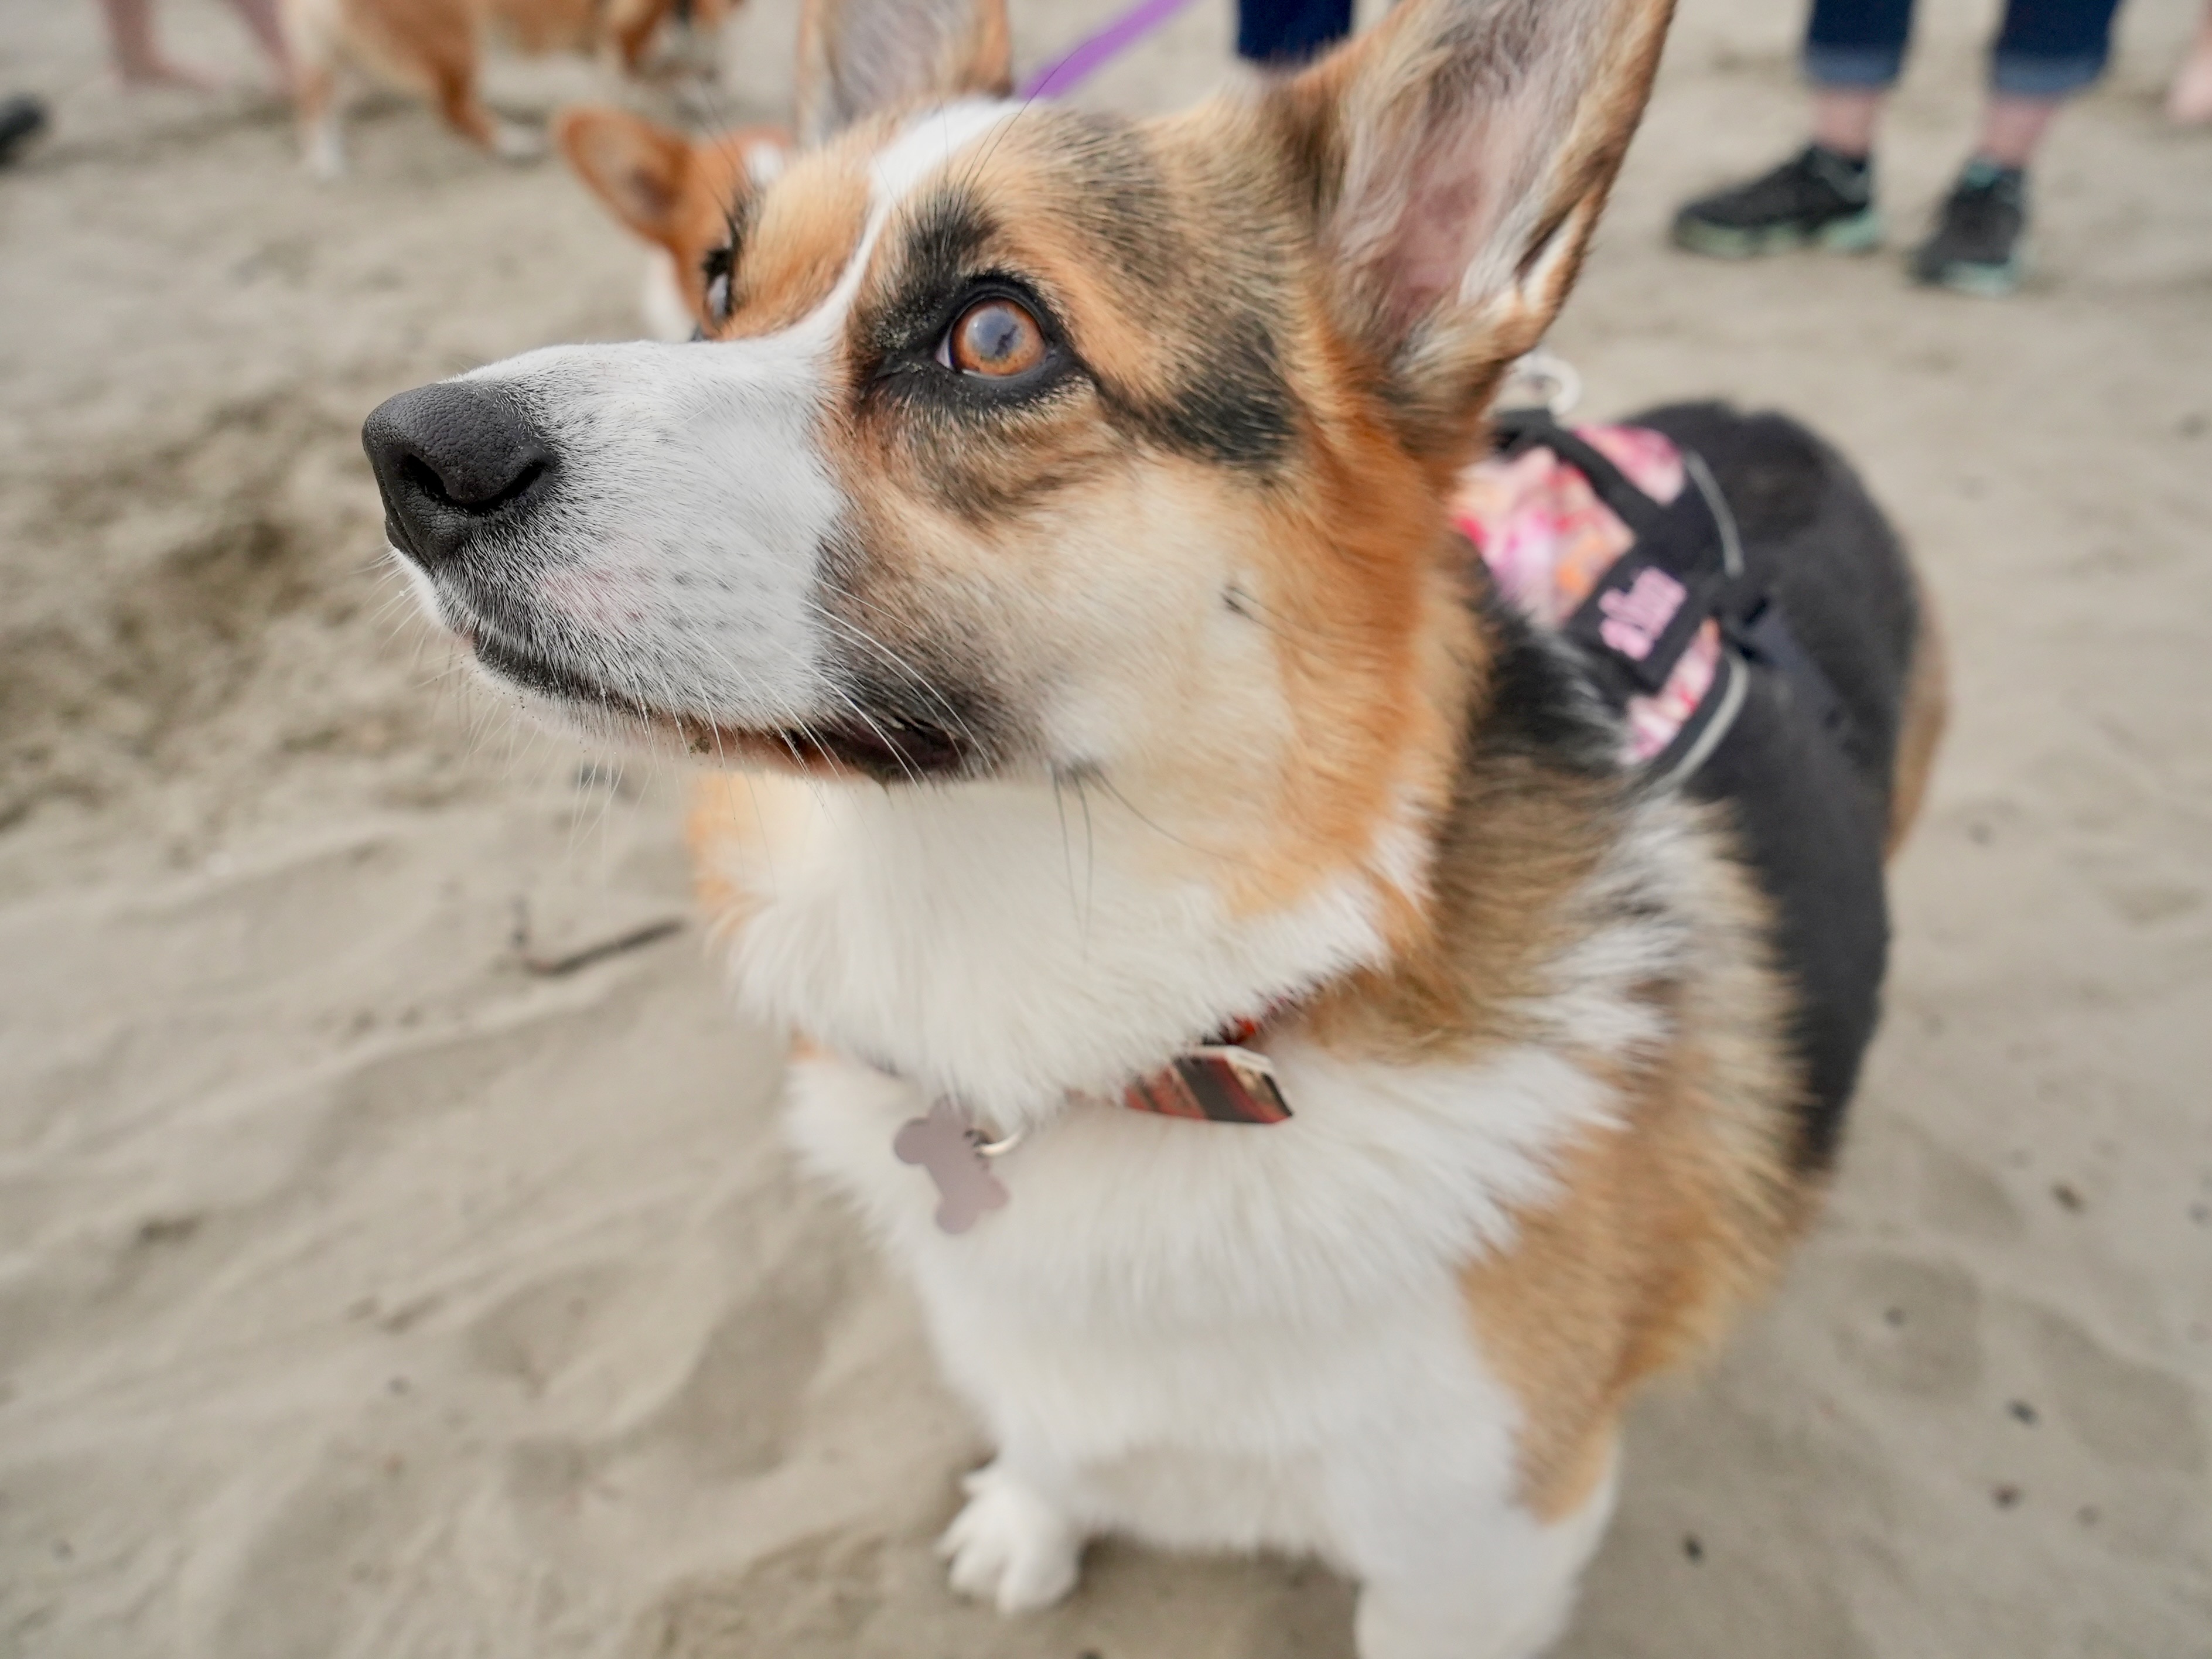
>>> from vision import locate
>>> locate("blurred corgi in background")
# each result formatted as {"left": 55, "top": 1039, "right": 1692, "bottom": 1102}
{"left": 554, "top": 105, "right": 787, "bottom": 339}
{"left": 284, "top": 0, "right": 740, "bottom": 177}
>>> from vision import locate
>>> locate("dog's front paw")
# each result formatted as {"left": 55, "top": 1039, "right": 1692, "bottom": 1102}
{"left": 938, "top": 1462, "right": 1082, "bottom": 1614}
{"left": 302, "top": 128, "right": 346, "bottom": 180}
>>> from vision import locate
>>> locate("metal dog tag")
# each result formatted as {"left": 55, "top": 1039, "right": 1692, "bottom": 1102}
{"left": 893, "top": 1098, "right": 1009, "bottom": 1234}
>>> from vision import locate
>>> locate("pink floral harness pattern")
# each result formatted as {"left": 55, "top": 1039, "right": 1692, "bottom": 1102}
{"left": 1452, "top": 424, "right": 1722, "bottom": 765}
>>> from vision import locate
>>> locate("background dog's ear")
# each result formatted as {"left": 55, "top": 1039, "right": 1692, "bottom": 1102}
{"left": 554, "top": 107, "right": 699, "bottom": 252}
{"left": 795, "top": 0, "right": 1012, "bottom": 145}
{"left": 1281, "top": 0, "right": 1674, "bottom": 458}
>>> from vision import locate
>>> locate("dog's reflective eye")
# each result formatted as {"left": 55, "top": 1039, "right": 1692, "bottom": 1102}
{"left": 939, "top": 299, "right": 1045, "bottom": 378}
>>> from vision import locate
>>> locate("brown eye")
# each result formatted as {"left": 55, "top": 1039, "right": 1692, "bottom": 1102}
{"left": 943, "top": 299, "right": 1046, "bottom": 378}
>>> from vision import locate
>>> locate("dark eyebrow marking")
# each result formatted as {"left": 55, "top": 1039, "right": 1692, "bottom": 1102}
{"left": 854, "top": 185, "right": 1002, "bottom": 358}
{"left": 905, "top": 186, "right": 998, "bottom": 281}
{"left": 1100, "top": 309, "right": 1296, "bottom": 473}
{"left": 1033, "top": 114, "right": 1302, "bottom": 473}
{"left": 849, "top": 120, "right": 1299, "bottom": 474}
{"left": 1035, "top": 112, "right": 1178, "bottom": 291}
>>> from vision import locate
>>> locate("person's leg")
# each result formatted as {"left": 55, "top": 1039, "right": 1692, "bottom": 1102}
{"left": 2172, "top": 0, "right": 2212, "bottom": 124}
{"left": 1236, "top": 0, "right": 1353, "bottom": 66}
{"left": 1670, "top": 0, "right": 1909, "bottom": 256}
{"left": 1802, "top": 0, "right": 1915, "bottom": 141}
{"left": 221, "top": 0, "right": 293, "bottom": 80}
{"left": 1975, "top": 93, "right": 2061, "bottom": 163}
{"left": 1910, "top": 0, "right": 2122, "bottom": 291}
{"left": 104, "top": 0, "right": 291, "bottom": 90}
{"left": 101, "top": 0, "right": 218, "bottom": 88}
{"left": 1810, "top": 86, "right": 1886, "bottom": 158}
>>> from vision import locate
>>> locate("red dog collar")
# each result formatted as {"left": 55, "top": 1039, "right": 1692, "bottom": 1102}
{"left": 893, "top": 1011, "right": 1293, "bottom": 1233}
{"left": 1120, "top": 1014, "right": 1291, "bottom": 1124}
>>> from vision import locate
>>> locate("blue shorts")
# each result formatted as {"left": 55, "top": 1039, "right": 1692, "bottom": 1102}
{"left": 1235, "top": 0, "right": 1351, "bottom": 63}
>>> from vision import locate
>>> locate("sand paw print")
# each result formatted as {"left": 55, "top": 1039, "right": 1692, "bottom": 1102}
{"left": 465, "top": 1261, "right": 637, "bottom": 1398}
{"left": 212, "top": 1435, "right": 462, "bottom": 1659}
{"left": 626, "top": 1533, "right": 887, "bottom": 1659}
{"left": 2030, "top": 1309, "right": 2206, "bottom": 1473}
{"left": 501, "top": 1195, "right": 861, "bottom": 1540}
{"left": 1902, "top": 1124, "right": 2024, "bottom": 1244}
{"left": 1831, "top": 1252, "right": 1984, "bottom": 1403}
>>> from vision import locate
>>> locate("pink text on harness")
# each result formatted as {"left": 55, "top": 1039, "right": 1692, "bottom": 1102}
{"left": 1596, "top": 566, "right": 1688, "bottom": 661}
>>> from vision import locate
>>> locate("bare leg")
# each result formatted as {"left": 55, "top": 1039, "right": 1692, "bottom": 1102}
{"left": 101, "top": 0, "right": 220, "bottom": 88}
{"left": 1810, "top": 86, "right": 1886, "bottom": 158}
{"left": 104, "top": 0, "right": 291, "bottom": 90}
{"left": 2169, "top": 1, "right": 2212, "bottom": 125}
{"left": 1972, "top": 93, "right": 2061, "bottom": 166}
{"left": 221, "top": 0, "right": 295, "bottom": 82}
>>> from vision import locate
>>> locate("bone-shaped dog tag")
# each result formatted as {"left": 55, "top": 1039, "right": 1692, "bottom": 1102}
{"left": 893, "top": 1098, "right": 1009, "bottom": 1234}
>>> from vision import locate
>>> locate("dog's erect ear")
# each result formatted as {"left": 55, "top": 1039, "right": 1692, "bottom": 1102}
{"left": 795, "top": 0, "right": 1012, "bottom": 145}
{"left": 554, "top": 106, "right": 699, "bottom": 251}
{"left": 1281, "top": 0, "right": 1674, "bottom": 457}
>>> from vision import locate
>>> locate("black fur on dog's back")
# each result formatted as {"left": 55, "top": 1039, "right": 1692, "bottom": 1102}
{"left": 1631, "top": 402, "right": 1921, "bottom": 1173}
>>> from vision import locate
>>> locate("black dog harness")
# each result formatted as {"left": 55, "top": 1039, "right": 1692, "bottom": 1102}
{"left": 1488, "top": 407, "right": 1846, "bottom": 787}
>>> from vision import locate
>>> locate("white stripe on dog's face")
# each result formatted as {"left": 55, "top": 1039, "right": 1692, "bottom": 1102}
{"left": 866, "top": 98, "right": 1012, "bottom": 203}
{"left": 417, "top": 101, "right": 1017, "bottom": 764}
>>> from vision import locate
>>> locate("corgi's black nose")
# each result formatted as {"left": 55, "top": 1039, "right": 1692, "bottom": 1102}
{"left": 362, "top": 381, "right": 554, "bottom": 569}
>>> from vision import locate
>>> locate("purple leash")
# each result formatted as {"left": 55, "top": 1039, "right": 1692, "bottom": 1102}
{"left": 1018, "top": 0, "right": 1205, "bottom": 100}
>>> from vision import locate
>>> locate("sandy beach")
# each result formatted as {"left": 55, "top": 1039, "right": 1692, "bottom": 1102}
{"left": 2, "top": 0, "right": 2208, "bottom": 1650}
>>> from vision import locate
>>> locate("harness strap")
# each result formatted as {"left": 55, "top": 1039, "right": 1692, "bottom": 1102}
{"left": 1487, "top": 407, "right": 1849, "bottom": 781}
{"left": 1493, "top": 410, "right": 1669, "bottom": 538}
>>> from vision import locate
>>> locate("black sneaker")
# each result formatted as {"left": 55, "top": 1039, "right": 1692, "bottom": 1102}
{"left": 1910, "top": 159, "right": 2027, "bottom": 296}
{"left": 1672, "top": 144, "right": 1883, "bottom": 258}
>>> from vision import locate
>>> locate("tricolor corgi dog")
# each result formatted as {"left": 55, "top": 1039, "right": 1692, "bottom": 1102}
{"left": 284, "top": 0, "right": 740, "bottom": 177}
{"left": 359, "top": 0, "right": 1945, "bottom": 1646}
{"left": 552, "top": 104, "right": 790, "bottom": 340}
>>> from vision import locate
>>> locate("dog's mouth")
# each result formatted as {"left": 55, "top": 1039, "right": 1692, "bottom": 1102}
{"left": 469, "top": 630, "right": 974, "bottom": 783}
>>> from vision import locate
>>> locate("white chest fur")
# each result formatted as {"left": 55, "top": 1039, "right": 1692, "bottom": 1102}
{"left": 779, "top": 1031, "right": 1618, "bottom": 1562}
{"left": 705, "top": 776, "right": 1696, "bottom": 1653}
{"left": 712, "top": 779, "right": 1418, "bottom": 1131}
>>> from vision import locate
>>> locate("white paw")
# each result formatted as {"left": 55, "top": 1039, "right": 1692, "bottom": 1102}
{"left": 937, "top": 1463, "right": 1082, "bottom": 1614}
{"left": 491, "top": 120, "right": 544, "bottom": 163}
{"left": 302, "top": 129, "right": 345, "bottom": 180}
